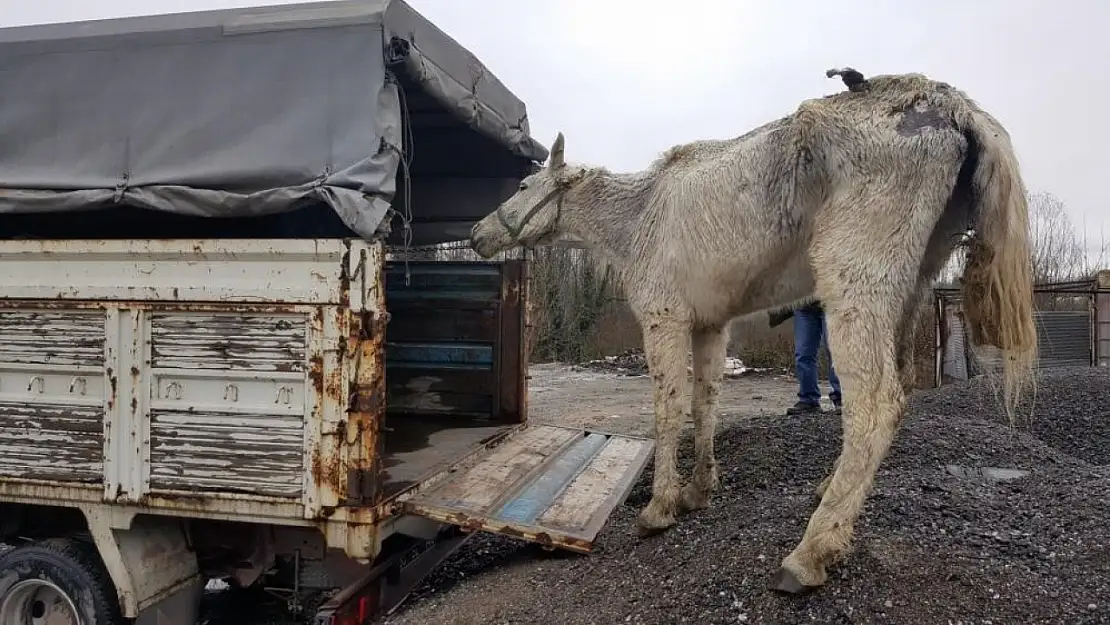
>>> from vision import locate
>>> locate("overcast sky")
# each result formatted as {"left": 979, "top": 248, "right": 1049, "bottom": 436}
{"left": 2, "top": 0, "right": 1107, "bottom": 252}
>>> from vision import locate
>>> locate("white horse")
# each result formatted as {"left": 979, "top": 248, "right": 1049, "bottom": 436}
{"left": 469, "top": 69, "right": 1036, "bottom": 592}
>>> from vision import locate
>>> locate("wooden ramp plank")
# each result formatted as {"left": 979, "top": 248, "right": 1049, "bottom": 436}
{"left": 537, "top": 436, "right": 652, "bottom": 535}
{"left": 402, "top": 424, "right": 653, "bottom": 553}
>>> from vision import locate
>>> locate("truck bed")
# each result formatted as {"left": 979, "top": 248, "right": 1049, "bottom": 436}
{"left": 0, "top": 238, "right": 653, "bottom": 561}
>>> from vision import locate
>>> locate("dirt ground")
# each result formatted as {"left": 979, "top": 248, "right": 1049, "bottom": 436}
{"left": 381, "top": 364, "right": 1110, "bottom": 625}
{"left": 522, "top": 361, "right": 805, "bottom": 437}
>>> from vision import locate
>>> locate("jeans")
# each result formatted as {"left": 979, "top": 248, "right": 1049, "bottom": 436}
{"left": 793, "top": 306, "right": 841, "bottom": 407}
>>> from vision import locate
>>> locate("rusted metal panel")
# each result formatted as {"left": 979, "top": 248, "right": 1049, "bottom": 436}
{"left": 497, "top": 260, "right": 527, "bottom": 423}
{"left": 148, "top": 409, "right": 305, "bottom": 497}
{"left": 0, "top": 239, "right": 352, "bottom": 303}
{"left": 0, "top": 310, "right": 106, "bottom": 367}
{"left": 0, "top": 310, "right": 106, "bottom": 484}
{"left": 0, "top": 403, "right": 103, "bottom": 482}
{"left": 147, "top": 312, "right": 310, "bottom": 499}
{"left": 0, "top": 238, "right": 390, "bottom": 566}
{"left": 383, "top": 261, "right": 527, "bottom": 421}
{"left": 345, "top": 312, "right": 386, "bottom": 505}
{"left": 343, "top": 243, "right": 387, "bottom": 509}
{"left": 401, "top": 424, "right": 654, "bottom": 554}
{"left": 383, "top": 265, "right": 504, "bottom": 302}
{"left": 385, "top": 306, "right": 498, "bottom": 341}
{"left": 150, "top": 313, "right": 307, "bottom": 371}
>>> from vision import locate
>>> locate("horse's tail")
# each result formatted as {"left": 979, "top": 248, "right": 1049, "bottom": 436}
{"left": 956, "top": 104, "right": 1037, "bottom": 424}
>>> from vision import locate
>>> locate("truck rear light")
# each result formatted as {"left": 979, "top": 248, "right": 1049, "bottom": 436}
{"left": 333, "top": 596, "right": 373, "bottom": 625}
{"left": 314, "top": 579, "right": 381, "bottom": 625}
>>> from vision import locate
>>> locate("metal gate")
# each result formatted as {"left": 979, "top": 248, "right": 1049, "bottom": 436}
{"left": 934, "top": 280, "right": 1099, "bottom": 385}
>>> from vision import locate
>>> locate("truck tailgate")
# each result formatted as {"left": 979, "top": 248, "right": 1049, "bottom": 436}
{"left": 400, "top": 424, "right": 653, "bottom": 553}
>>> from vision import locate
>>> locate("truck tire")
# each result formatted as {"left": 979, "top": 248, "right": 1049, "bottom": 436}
{"left": 0, "top": 537, "right": 124, "bottom": 625}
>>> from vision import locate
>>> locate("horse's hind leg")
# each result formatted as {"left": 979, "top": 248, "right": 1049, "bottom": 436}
{"left": 774, "top": 275, "right": 912, "bottom": 591}
{"left": 812, "top": 282, "right": 924, "bottom": 501}
{"left": 680, "top": 324, "right": 728, "bottom": 512}
{"left": 773, "top": 181, "right": 949, "bottom": 590}
{"left": 812, "top": 203, "right": 963, "bottom": 501}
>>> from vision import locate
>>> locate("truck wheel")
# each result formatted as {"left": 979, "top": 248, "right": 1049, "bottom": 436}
{"left": 0, "top": 537, "right": 124, "bottom": 625}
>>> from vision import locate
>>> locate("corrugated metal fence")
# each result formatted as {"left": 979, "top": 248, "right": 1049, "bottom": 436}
{"left": 1099, "top": 271, "right": 1110, "bottom": 367}
{"left": 935, "top": 278, "right": 1104, "bottom": 385}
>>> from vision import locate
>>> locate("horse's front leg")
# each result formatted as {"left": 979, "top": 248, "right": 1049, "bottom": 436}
{"left": 679, "top": 324, "right": 728, "bottom": 512}
{"left": 636, "top": 314, "right": 693, "bottom": 537}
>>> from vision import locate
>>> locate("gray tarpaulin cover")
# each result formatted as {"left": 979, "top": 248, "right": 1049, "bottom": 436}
{"left": 0, "top": 0, "right": 548, "bottom": 242}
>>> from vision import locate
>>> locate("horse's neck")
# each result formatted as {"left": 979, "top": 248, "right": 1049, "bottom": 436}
{"left": 561, "top": 169, "right": 657, "bottom": 269}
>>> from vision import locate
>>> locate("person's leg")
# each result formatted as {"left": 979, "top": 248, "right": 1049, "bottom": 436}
{"left": 788, "top": 306, "right": 823, "bottom": 415}
{"left": 821, "top": 312, "right": 842, "bottom": 412}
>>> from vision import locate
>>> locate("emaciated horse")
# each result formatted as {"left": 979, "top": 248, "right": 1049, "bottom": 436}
{"left": 469, "top": 69, "right": 1037, "bottom": 592}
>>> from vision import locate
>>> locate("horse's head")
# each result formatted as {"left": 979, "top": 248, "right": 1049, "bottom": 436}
{"left": 470, "top": 132, "right": 585, "bottom": 258}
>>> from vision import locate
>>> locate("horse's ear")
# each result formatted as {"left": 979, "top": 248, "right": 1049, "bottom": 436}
{"left": 548, "top": 132, "right": 565, "bottom": 169}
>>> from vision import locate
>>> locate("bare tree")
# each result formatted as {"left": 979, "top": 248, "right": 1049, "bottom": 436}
{"left": 935, "top": 190, "right": 1105, "bottom": 286}
{"left": 1027, "top": 191, "right": 1088, "bottom": 282}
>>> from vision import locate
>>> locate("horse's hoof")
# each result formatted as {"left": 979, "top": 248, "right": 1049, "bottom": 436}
{"left": 769, "top": 567, "right": 818, "bottom": 595}
{"left": 634, "top": 521, "right": 672, "bottom": 538}
{"left": 678, "top": 485, "right": 711, "bottom": 513}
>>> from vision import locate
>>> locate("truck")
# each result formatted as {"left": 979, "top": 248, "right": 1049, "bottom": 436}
{"left": 0, "top": 2, "right": 654, "bottom": 623}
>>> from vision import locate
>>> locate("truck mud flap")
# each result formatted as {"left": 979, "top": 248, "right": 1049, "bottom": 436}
{"left": 399, "top": 424, "right": 653, "bottom": 553}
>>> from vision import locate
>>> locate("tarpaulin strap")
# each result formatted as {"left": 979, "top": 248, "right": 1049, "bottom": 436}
{"left": 383, "top": 70, "right": 415, "bottom": 286}
{"left": 113, "top": 170, "right": 131, "bottom": 203}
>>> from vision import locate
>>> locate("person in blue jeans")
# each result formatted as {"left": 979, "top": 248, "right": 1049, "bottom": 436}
{"left": 769, "top": 301, "right": 842, "bottom": 415}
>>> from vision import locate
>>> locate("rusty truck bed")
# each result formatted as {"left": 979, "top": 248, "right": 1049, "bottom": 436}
{"left": 0, "top": 238, "right": 652, "bottom": 562}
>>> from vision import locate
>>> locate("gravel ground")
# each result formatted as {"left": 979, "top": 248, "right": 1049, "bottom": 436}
{"left": 385, "top": 367, "right": 1110, "bottom": 625}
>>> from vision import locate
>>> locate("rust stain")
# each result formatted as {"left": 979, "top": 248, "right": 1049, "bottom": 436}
{"left": 309, "top": 446, "right": 344, "bottom": 507}
{"left": 308, "top": 356, "right": 324, "bottom": 396}
{"left": 141, "top": 490, "right": 214, "bottom": 505}
{"left": 342, "top": 307, "right": 386, "bottom": 505}
{"left": 107, "top": 367, "right": 117, "bottom": 411}
{"left": 339, "top": 245, "right": 352, "bottom": 307}
{"left": 412, "top": 507, "right": 592, "bottom": 553}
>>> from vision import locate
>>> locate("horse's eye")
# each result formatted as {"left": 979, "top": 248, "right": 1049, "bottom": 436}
{"left": 519, "top": 182, "right": 528, "bottom": 191}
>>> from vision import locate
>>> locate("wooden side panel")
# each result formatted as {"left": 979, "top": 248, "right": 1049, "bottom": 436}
{"left": 0, "top": 310, "right": 106, "bottom": 483}
{"left": 383, "top": 261, "right": 528, "bottom": 422}
{"left": 402, "top": 424, "right": 654, "bottom": 553}
{"left": 147, "top": 312, "right": 309, "bottom": 498}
